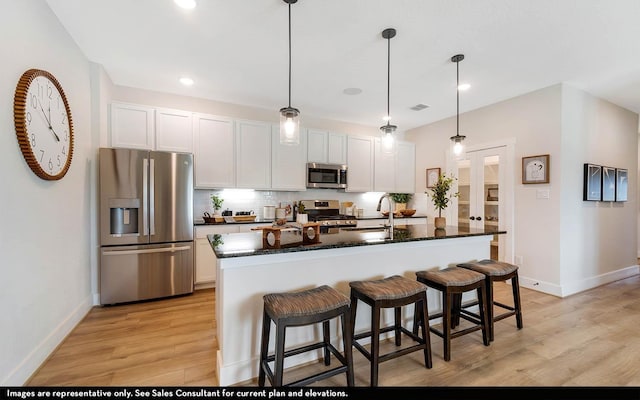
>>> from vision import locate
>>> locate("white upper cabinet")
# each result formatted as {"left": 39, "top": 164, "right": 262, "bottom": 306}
{"left": 272, "top": 126, "right": 307, "bottom": 191}
{"left": 346, "top": 135, "right": 374, "bottom": 192}
{"left": 110, "top": 102, "right": 155, "bottom": 149}
{"left": 235, "top": 120, "right": 271, "bottom": 189}
{"left": 193, "top": 114, "right": 235, "bottom": 189}
{"left": 155, "top": 107, "right": 193, "bottom": 153}
{"left": 374, "top": 138, "right": 396, "bottom": 192}
{"left": 307, "top": 129, "right": 347, "bottom": 165}
{"left": 373, "top": 139, "right": 415, "bottom": 193}
{"left": 395, "top": 141, "right": 416, "bottom": 193}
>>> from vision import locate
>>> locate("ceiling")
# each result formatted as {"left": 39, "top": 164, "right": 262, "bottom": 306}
{"left": 45, "top": 0, "right": 640, "bottom": 131}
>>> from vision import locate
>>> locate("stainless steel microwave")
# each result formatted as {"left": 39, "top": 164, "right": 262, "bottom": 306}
{"left": 306, "top": 163, "right": 347, "bottom": 189}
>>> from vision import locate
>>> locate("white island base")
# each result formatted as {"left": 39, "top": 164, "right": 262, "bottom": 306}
{"left": 215, "top": 234, "right": 491, "bottom": 386}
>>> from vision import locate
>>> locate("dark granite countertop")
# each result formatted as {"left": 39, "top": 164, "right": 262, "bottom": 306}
{"left": 209, "top": 223, "right": 505, "bottom": 258}
{"left": 195, "top": 214, "right": 428, "bottom": 226}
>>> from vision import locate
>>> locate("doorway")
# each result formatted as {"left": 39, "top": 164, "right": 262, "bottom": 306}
{"left": 447, "top": 140, "right": 515, "bottom": 263}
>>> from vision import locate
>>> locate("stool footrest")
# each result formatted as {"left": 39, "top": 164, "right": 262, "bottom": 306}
{"left": 287, "top": 365, "right": 349, "bottom": 387}
{"left": 430, "top": 324, "right": 484, "bottom": 339}
{"left": 264, "top": 341, "right": 343, "bottom": 364}
{"left": 353, "top": 326, "right": 426, "bottom": 363}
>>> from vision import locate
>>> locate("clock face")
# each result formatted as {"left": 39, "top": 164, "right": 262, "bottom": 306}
{"left": 14, "top": 69, "right": 74, "bottom": 180}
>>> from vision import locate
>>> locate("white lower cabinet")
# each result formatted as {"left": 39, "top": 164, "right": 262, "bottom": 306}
{"left": 194, "top": 225, "right": 240, "bottom": 288}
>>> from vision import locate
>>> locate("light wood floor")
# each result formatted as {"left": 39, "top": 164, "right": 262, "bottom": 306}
{"left": 27, "top": 274, "right": 640, "bottom": 387}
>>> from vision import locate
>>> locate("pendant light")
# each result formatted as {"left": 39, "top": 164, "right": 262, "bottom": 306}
{"left": 279, "top": 0, "right": 300, "bottom": 145}
{"left": 450, "top": 54, "right": 466, "bottom": 156}
{"left": 380, "top": 28, "right": 397, "bottom": 154}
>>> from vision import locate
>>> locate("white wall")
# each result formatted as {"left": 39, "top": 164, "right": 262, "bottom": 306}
{"left": 406, "top": 84, "right": 639, "bottom": 297}
{"left": 559, "top": 84, "right": 638, "bottom": 295}
{"left": 0, "top": 1, "right": 95, "bottom": 385}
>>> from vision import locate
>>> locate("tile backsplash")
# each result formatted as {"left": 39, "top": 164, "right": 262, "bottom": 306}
{"left": 194, "top": 189, "right": 429, "bottom": 221}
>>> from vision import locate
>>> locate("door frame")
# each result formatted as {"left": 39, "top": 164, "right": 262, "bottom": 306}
{"left": 446, "top": 138, "right": 515, "bottom": 264}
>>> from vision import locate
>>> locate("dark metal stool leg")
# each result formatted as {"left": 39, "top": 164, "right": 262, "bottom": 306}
{"left": 485, "top": 276, "right": 495, "bottom": 341}
{"left": 322, "top": 320, "right": 330, "bottom": 365}
{"left": 477, "top": 285, "right": 490, "bottom": 346}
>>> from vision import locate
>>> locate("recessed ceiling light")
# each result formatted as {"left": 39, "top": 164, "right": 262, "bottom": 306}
{"left": 458, "top": 83, "right": 471, "bottom": 91}
{"left": 179, "top": 77, "right": 194, "bottom": 86}
{"left": 174, "top": 0, "right": 196, "bottom": 10}
{"left": 343, "top": 87, "right": 362, "bottom": 95}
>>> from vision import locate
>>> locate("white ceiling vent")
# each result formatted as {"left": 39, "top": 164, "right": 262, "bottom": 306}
{"left": 410, "top": 103, "right": 429, "bottom": 111}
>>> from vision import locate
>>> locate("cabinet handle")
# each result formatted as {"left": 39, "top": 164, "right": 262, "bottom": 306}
{"left": 470, "top": 216, "right": 475, "bottom": 221}
{"left": 477, "top": 216, "right": 482, "bottom": 221}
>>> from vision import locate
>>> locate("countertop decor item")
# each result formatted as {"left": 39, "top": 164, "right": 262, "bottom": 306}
{"left": 426, "top": 173, "right": 459, "bottom": 229}
{"left": 211, "top": 194, "right": 224, "bottom": 215}
{"left": 14, "top": 68, "right": 74, "bottom": 180}
{"left": 390, "top": 193, "right": 412, "bottom": 213}
{"left": 400, "top": 209, "right": 416, "bottom": 217}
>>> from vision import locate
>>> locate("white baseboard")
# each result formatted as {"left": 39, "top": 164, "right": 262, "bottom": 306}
{"left": 560, "top": 264, "right": 639, "bottom": 297}
{"left": 2, "top": 295, "right": 93, "bottom": 386}
{"left": 520, "top": 264, "right": 640, "bottom": 298}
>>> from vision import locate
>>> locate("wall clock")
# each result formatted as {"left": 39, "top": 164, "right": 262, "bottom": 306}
{"left": 14, "top": 68, "right": 74, "bottom": 180}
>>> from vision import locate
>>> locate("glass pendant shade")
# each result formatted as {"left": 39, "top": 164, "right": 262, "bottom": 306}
{"left": 380, "top": 123, "right": 397, "bottom": 154}
{"left": 450, "top": 134, "right": 466, "bottom": 156}
{"left": 279, "top": 106, "right": 300, "bottom": 145}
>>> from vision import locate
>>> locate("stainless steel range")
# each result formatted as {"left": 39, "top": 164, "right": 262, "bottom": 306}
{"left": 300, "top": 200, "right": 357, "bottom": 230}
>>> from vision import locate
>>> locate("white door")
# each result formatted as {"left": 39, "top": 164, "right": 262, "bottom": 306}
{"left": 455, "top": 146, "right": 508, "bottom": 261}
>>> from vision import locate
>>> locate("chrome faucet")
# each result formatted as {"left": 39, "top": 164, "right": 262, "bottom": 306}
{"left": 376, "top": 193, "right": 394, "bottom": 234}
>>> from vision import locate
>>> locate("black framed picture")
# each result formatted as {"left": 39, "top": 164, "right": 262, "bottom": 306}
{"left": 616, "top": 168, "right": 628, "bottom": 202}
{"left": 583, "top": 164, "right": 601, "bottom": 201}
{"left": 601, "top": 166, "right": 616, "bottom": 202}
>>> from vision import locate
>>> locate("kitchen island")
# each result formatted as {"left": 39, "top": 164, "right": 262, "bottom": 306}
{"left": 209, "top": 223, "right": 505, "bottom": 385}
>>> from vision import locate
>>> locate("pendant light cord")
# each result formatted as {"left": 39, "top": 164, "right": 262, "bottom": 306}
{"left": 386, "top": 34, "right": 390, "bottom": 122}
{"left": 456, "top": 58, "right": 459, "bottom": 136}
{"left": 287, "top": 1, "right": 292, "bottom": 108}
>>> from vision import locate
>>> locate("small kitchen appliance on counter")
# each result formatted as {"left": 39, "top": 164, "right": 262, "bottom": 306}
{"left": 300, "top": 200, "right": 357, "bottom": 232}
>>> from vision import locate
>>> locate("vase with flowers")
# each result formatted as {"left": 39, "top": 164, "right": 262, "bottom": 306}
{"left": 426, "top": 173, "right": 459, "bottom": 229}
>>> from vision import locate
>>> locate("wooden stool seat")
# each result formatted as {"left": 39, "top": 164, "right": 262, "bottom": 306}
{"left": 258, "top": 285, "right": 354, "bottom": 387}
{"left": 415, "top": 267, "right": 490, "bottom": 361}
{"left": 349, "top": 275, "right": 432, "bottom": 386}
{"left": 457, "top": 259, "right": 523, "bottom": 341}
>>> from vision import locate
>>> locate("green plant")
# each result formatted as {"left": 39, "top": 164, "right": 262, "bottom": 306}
{"left": 297, "top": 201, "right": 306, "bottom": 214}
{"left": 390, "top": 193, "right": 413, "bottom": 204}
{"left": 426, "top": 174, "right": 459, "bottom": 217}
{"left": 210, "top": 194, "right": 224, "bottom": 211}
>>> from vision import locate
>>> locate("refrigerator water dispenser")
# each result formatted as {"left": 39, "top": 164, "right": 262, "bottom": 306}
{"left": 108, "top": 198, "right": 141, "bottom": 236}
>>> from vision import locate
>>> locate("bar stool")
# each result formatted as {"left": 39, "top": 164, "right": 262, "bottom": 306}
{"left": 258, "top": 285, "right": 354, "bottom": 387}
{"left": 414, "top": 267, "right": 490, "bottom": 361}
{"left": 349, "top": 275, "right": 432, "bottom": 387}
{"left": 457, "top": 259, "right": 523, "bottom": 341}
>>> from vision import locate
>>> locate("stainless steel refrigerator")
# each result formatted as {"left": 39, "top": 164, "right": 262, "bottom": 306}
{"left": 99, "top": 147, "right": 194, "bottom": 305}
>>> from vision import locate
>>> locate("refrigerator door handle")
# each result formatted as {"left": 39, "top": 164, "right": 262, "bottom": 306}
{"left": 143, "top": 158, "right": 149, "bottom": 235}
{"left": 149, "top": 158, "right": 156, "bottom": 236}
{"left": 102, "top": 245, "right": 192, "bottom": 256}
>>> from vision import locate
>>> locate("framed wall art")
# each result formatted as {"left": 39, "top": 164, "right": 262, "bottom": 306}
{"left": 426, "top": 167, "right": 441, "bottom": 189}
{"left": 601, "top": 166, "right": 616, "bottom": 202}
{"left": 583, "top": 164, "right": 602, "bottom": 201}
{"left": 616, "top": 168, "right": 628, "bottom": 202}
{"left": 522, "top": 154, "right": 549, "bottom": 184}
